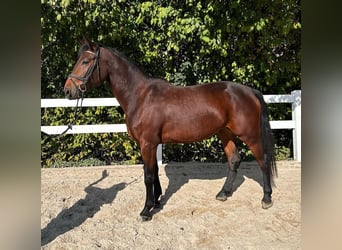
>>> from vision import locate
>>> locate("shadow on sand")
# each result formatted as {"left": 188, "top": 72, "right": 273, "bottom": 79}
{"left": 152, "top": 161, "right": 264, "bottom": 216}
{"left": 41, "top": 170, "right": 126, "bottom": 246}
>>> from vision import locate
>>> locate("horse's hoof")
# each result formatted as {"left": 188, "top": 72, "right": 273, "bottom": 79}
{"left": 140, "top": 214, "right": 152, "bottom": 221}
{"left": 140, "top": 208, "right": 153, "bottom": 221}
{"left": 140, "top": 208, "right": 152, "bottom": 221}
{"left": 216, "top": 195, "right": 227, "bottom": 201}
{"left": 216, "top": 191, "right": 228, "bottom": 201}
{"left": 262, "top": 200, "right": 273, "bottom": 209}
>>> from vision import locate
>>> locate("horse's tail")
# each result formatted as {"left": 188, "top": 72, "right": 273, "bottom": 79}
{"left": 253, "top": 89, "right": 278, "bottom": 182}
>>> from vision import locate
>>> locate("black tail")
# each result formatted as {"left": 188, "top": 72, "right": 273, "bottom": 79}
{"left": 253, "top": 89, "right": 278, "bottom": 181}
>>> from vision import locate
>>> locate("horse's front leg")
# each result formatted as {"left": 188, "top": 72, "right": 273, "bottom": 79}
{"left": 139, "top": 142, "right": 159, "bottom": 221}
{"left": 140, "top": 164, "right": 155, "bottom": 221}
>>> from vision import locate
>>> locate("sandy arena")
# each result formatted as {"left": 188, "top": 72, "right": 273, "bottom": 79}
{"left": 41, "top": 161, "right": 301, "bottom": 249}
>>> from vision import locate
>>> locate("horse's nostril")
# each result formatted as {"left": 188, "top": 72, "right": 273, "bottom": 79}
{"left": 64, "top": 88, "right": 70, "bottom": 97}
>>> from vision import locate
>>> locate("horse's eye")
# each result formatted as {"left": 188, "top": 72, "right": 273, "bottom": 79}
{"left": 82, "top": 59, "right": 90, "bottom": 65}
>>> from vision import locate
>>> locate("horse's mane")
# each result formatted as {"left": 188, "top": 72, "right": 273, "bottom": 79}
{"left": 103, "top": 45, "right": 142, "bottom": 73}
{"left": 78, "top": 42, "right": 148, "bottom": 77}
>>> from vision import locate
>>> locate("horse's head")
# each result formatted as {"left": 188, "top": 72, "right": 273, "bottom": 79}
{"left": 64, "top": 39, "right": 103, "bottom": 99}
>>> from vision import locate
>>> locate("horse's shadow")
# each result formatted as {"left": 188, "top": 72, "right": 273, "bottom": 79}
{"left": 153, "top": 161, "right": 264, "bottom": 215}
{"left": 41, "top": 170, "right": 126, "bottom": 246}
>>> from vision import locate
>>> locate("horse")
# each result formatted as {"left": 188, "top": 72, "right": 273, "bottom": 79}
{"left": 63, "top": 39, "right": 277, "bottom": 221}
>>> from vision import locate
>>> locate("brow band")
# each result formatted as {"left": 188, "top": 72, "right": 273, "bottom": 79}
{"left": 84, "top": 50, "right": 96, "bottom": 55}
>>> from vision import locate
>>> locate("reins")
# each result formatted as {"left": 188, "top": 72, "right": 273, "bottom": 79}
{"left": 58, "top": 92, "right": 85, "bottom": 136}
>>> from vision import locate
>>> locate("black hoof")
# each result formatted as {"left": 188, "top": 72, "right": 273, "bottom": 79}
{"left": 140, "top": 207, "right": 153, "bottom": 221}
{"left": 216, "top": 190, "right": 230, "bottom": 201}
{"left": 262, "top": 200, "right": 273, "bottom": 209}
{"left": 140, "top": 214, "right": 152, "bottom": 221}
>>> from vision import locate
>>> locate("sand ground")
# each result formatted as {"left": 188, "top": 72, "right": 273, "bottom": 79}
{"left": 41, "top": 161, "right": 301, "bottom": 249}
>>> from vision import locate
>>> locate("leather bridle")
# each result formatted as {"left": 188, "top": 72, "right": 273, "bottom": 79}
{"left": 57, "top": 47, "right": 100, "bottom": 136}
{"left": 68, "top": 48, "right": 100, "bottom": 95}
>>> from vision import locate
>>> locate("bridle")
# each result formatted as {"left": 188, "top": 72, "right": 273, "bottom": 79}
{"left": 68, "top": 48, "right": 101, "bottom": 94}
{"left": 58, "top": 47, "right": 101, "bottom": 136}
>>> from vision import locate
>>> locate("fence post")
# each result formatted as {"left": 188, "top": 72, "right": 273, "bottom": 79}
{"left": 291, "top": 90, "right": 301, "bottom": 161}
{"left": 157, "top": 144, "right": 162, "bottom": 166}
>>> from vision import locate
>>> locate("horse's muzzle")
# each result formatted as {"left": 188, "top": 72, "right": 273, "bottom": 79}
{"left": 64, "top": 86, "right": 79, "bottom": 100}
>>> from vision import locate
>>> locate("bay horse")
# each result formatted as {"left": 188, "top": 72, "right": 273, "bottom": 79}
{"left": 63, "top": 40, "right": 277, "bottom": 221}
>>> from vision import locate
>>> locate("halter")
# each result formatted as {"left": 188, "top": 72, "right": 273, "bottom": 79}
{"left": 68, "top": 48, "right": 100, "bottom": 94}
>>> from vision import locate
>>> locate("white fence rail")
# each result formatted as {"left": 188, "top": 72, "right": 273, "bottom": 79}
{"left": 41, "top": 90, "right": 301, "bottom": 163}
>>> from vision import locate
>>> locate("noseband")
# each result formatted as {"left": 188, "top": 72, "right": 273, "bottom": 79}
{"left": 68, "top": 48, "right": 100, "bottom": 94}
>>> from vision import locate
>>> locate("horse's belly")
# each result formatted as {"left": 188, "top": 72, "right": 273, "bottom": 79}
{"left": 161, "top": 114, "right": 225, "bottom": 143}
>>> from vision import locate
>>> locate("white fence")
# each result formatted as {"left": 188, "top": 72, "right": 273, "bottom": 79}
{"left": 41, "top": 90, "right": 301, "bottom": 163}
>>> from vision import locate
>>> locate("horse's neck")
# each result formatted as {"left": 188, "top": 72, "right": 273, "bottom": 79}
{"left": 106, "top": 51, "right": 148, "bottom": 114}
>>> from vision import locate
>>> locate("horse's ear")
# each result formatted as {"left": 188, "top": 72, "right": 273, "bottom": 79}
{"left": 82, "top": 36, "right": 95, "bottom": 51}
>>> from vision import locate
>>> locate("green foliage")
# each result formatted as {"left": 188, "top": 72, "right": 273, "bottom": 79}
{"left": 41, "top": 0, "right": 300, "bottom": 167}
{"left": 44, "top": 157, "right": 107, "bottom": 168}
{"left": 41, "top": 105, "right": 141, "bottom": 167}
{"left": 275, "top": 145, "right": 291, "bottom": 161}
{"left": 164, "top": 136, "right": 226, "bottom": 163}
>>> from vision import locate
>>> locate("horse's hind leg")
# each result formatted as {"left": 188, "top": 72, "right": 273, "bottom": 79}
{"left": 216, "top": 129, "right": 241, "bottom": 201}
{"left": 153, "top": 162, "right": 162, "bottom": 207}
{"left": 247, "top": 140, "right": 273, "bottom": 209}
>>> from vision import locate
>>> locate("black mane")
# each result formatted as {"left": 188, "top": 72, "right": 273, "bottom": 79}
{"left": 104, "top": 45, "right": 142, "bottom": 74}
{"left": 78, "top": 42, "right": 145, "bottom": 75}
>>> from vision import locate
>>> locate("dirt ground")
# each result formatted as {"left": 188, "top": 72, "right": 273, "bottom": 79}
{"left": 41, "top": 161, "right": 301, "bottom": 249}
